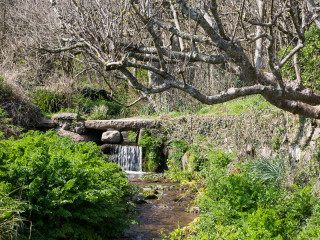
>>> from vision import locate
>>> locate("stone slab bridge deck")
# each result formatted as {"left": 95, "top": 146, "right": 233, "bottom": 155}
{"left": 38, "top": 115, "right": 157, "bottom": 144}
{"left": 84, "top": 119, "right": 157, "bottom": 131}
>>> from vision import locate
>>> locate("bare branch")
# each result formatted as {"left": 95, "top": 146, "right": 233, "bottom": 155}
{"left": 278, "top": 43, "right": 304, "bottom": 68}
{"left": 39, "top": 42, "right": 85, "bottom": 53}
{"left": 170, "top": 2, "right": 184, "bottom": 51}
{"left": 210, "top": 0, "right": 230, "bottom": 40}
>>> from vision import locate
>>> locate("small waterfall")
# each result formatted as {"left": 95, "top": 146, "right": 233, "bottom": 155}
{"left": 108, "top": 145, "right": 143, "bottom": 172}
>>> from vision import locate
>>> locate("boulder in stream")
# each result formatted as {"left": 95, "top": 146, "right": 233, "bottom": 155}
{"left": 101, "top": 130, "right": 122, "bottom": 143}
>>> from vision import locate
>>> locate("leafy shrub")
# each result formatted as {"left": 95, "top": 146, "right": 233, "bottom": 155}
{"left": 139, "top": 103, "right": 155, "bottom": 116}
{"left": 88, "top": 104, "right": 109, "bottom": 120}
{"left": 0, "top": 130, "right": 135, "bottom": 239}
{"left": 127, "top": 131, "right": 138, "bottom": 142}
{"left": 0, "top": 182, "right": 24, "bottom": 239}
{"left": 248, "top": 156, "right": 285, "bottom": 186}
{"left": 0, "top": 108, "right": 9, "bottom": 140}
{"left": 185, "top": 163, "right": 320, "bottom": 239}
{"left": 202, "top": 149, "right": 234, "bottom": 173}
{"left": 297, "top": 203, "right": 320, "bottom": 239}
{"left": 75, "top": 95, "right": 96, "bottom": 113}
{"left": 138, "top": 130, "right": 163, "bottom": 172}
{"left": 0, "top": 107, "right": 22, "bottom": 140}
{"left": 105, "top": 101, "right": 123, "bottom": 116}
{"left": 58, "top": 108, "right": 78, "bottom": 113}
{"left": 184, "top": 145, "right": 206, "bottom": 171}
{"left": 167, "top": 140, "right": 188, "bottom": 171}
{"left": 78, "top": 86, "right": 111, "bottom": 101}
{"left": 76, "top": 95, "right": 124, "bottom": 117}
{"left": 0, "top": 76, "right": 13, "bottom": 100}
{"left": 32, "top": 89, "right": 70, "bottom": 113}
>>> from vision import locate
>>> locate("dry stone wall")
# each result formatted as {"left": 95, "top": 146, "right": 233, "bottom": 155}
{"left": 159, "top": 109, "right": 320, "bottom": 163}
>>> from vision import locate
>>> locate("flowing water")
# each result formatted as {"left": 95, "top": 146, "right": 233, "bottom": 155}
{"left": 122, "top": 174, "right": 197, "bottom": 240}
{"left": 108, "top": 145, "right": 143, "bottom": 172}
{"left": 107, "top": 147, "right": 198, "bottom": 239}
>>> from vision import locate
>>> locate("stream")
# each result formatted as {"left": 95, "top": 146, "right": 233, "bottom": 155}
{"left": 121, "top": 173, "right": 198, "bottom": 240}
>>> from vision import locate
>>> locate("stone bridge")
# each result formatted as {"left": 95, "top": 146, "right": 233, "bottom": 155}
{"left": 38, "top": 113, "right": 157, "bottom": 144}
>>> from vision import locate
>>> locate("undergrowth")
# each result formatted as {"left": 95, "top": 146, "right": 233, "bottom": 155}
{"left": 164, "top": 148, "right": 320, "bottom": 239}
{"left": 0, "top": 130, "right": 136, "bottom": 239}
{"left": 32, "top": 87, "right": 127, "bottom": 119}
{"left": 0, "top": 77, "right": 39, "bottom": 131}
{"left": 138, "top": 130, "right": 163, "bottom": 172}
{"left": 137, "top": 95, "right": 276, "bottom": 119}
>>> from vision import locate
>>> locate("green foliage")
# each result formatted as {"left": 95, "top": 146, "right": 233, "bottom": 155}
{"left": 105, "top": 101, "right": 123, "bottom": 115}
{"left": 248, "top": 156, "right": 285, "bottom": 186}
{"left": 139, "top": 103, "right": 155, "bottom": 116}
{"left": 162, "top": 226, "right": 184, "bottom": 240}
{"left": 138, "top": 130, "right": 163, "bottom": 172}
{"left": 76, "top": 95, "right": 124, "bottom": 117}
{"left": 78, "top": 86, "right": 110, "bottom": 101}
{"left": 297, "top": 203, "right": 320, "bottom": 239}
{"left": 280, "top": 24, "right": 320, "bottom": 91}
{"left": 32, "top": 89, "right": 70, "bottom": 113}
{"left": 0, "top": 76, "right": 13, "bottom": 100}
{"left": 0, "top": 182, "right": 24, "bottom": 239}
{"left": 136, "top": 69, "right": 148, "bottom": 80}
{"left": 88, "top": 104, "right": 109, "bottom": 120}
{"left": 166, "top": 170, "right": 196, "bottom": 183}
{"left": 31, "top": 86, "right": 124, "bottom": 118}
{"left": 197, "top": 95, "right": 273, "bottom": 116}
{"left": 127, "top": 131, "right": 138, "bottom": 142}
{"left": 0, "top": 130, "right": 135, "bottom": 239}
{"left": 0, "top": 107, "right": 13, "bottom": 140}
{"left": 167, "top": 140, "right": 188, "bottom": 171}
{"left": 167, "top": 146, "right": 233, "bottom": 183}
{"left": 58, "top": 108, "right": 78, "bottom": 114}
{"left": 185, "top": 145, "right": 206, "bottom": 171}
{"left": 174, "top": 158, "right": 320, "bottom": 239}
{"left": 0, "top": 108, "right": 8, "bottom": 140}
{"left": 206, "top": 149, "right": 233, "bottom": 168}
{"left": 164, "top": 149, "right": 320, "bottom": 239}
{"left": 271, "top": 126, "right": 285, "bottom": 150}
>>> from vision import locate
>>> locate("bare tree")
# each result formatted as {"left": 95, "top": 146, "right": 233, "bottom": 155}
{"left": 5, "top": 0, "right": 320, "bottom": 118}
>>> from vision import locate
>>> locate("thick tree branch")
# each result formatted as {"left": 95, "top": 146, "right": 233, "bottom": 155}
{"left": 210, "top": 0, "right": 230, "bottom": 40}
{"left": 124, "top": 45, "right": 230, "bottom": 64}
{"left": 265, "top": 96, "right": 320, "bottom": 118}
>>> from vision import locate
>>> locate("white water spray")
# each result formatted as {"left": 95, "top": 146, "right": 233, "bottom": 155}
{"left": 108, "top": 145, "right": 143, "bottom": 172}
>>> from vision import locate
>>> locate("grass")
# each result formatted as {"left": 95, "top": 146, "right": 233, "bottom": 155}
{"left": 197, "top": 95, "right": 276, "bottom": 116}
{"left": 137, "top": 95, "right": 277, "bottom": 119}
